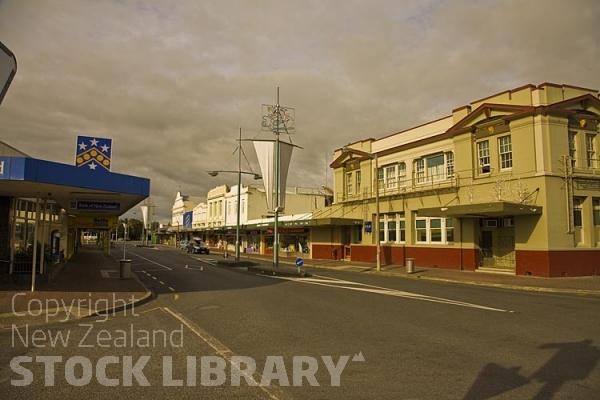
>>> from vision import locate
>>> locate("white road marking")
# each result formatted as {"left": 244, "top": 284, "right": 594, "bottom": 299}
{"left": 159, "top": 280, "right": 165, "bottom": 285}
{"left": 100, "top": 269, "right": 113, "bottom": 278}
{"left": 128, "top": 251, "right": 173, "bottom": 270}
{"left": 162, "top": 307, "right": 280, "bottom": 399}
{"left": 192, "top": 257, "right": 217, "bottom": 266}
{"left": 139, "top": 268, "right": 172, "bottom": 273}
{"left": 265, "top": 275, "right": 513, "bottom": 313}
{"left": 168, "top": 286, "right": 176, "bottom": 292}
{"left": 185, "top": 265, "right": 205, "bottom": 271}
{"left": 151, "top": 276, "right": 158, "bottom": 280}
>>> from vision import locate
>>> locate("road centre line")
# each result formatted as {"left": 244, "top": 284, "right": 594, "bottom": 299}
{"left": 185, "top": 265, "right": 206, "bottom": 271}
{"left": 140, "top": 268, "right": 171, "bottom": 273}
{"left": 266, "top": 275, "right": 513, "bottom": 313}
{"left": 128, "top": 251, "right": 173, "bottom": 270}
{"left": 161, "top": 307, "right": 281, "bottom": 399}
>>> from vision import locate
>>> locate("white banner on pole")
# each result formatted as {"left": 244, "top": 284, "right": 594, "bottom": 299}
{"left": 252, "top": 140, "right": 295, "bottom": 211}
{"left": 140, "top": 205, "right": 149, "bottom": 228}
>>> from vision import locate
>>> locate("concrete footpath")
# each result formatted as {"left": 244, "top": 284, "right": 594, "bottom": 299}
{"left": 215, "top": 250, "right": 600, "bottom": 297}
{"left": 0, "top": 246, "right": 151, "bottom": 329}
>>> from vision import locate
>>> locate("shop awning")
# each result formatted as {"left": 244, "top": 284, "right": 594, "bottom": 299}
{"left": 0, "top": 156, "right": 150, "bottom": 217}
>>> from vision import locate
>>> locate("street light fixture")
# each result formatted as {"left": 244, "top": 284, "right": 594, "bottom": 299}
{"left": 342, "top": 146, "right": 381, "bottom": 272}
{"left": 208, "top": 128, "right": 261, "bottom": 262}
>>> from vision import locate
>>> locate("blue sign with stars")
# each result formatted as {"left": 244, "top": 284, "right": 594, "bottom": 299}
{"left": 75, "top": 135, "right": 112, "bottom": 171}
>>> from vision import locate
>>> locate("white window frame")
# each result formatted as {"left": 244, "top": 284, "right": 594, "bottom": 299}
{"left": 378, "top": 163, "right": 404, "bottom": 192}
{"left": 415, "top": 159, "right": 425, "bottom": 184}
{"left": 398, "top": 162, "right": 407, "bottom": 187}
{"left": 355, "top": 170, "right": 361, "bottom": 195}
{"left": 378, "top": 214, "right": 406, "bottom": 244}
{"left": 346, "top": 172, "right": 353, "bottom": 196}
{"left": 477, "top": 140, "right": 491, "bottom": 174}
{"left": 414, "top": 152, "right": 454, "bottom": 184}
{"left": 446, "top": 152, "right": 454, "bottom": 177}
{"left": 586, "top": 133, "right": 596, "bottom": 168}
{"left": 593, "top": 198, "right": 600, "bottom": 226}
{"left": 385, "top": 165, "right": 397, "bottom": 190}
{"left": 568, "top": 131, "right": 577, "bottom": 168}
{"left": 573, "top": 197, "right": 583, "bottom": 228}
{"left": 415, "top": 217, "right": 454, "bottom": 244}
{"left": 498, "top": 135, "right": 512, "bottom": 170}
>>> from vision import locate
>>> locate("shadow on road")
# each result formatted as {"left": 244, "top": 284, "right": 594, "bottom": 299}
{"left": 463, "top": 339, "right": 600, "bottom": 399}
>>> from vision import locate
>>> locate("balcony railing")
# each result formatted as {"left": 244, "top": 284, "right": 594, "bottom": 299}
{"left": 337, "top": 175, "right": 459, "bottom": 203}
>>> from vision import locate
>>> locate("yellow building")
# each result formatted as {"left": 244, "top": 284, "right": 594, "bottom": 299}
{"left": 315, "top": 83, "right": 600, "bottom": 277}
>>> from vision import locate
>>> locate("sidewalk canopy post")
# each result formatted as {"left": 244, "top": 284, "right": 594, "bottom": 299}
{"left": 31, "top": 197, "right": 40, "bottom": 292}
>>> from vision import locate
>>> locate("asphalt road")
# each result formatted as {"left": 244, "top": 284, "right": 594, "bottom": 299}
{"left": 2, "top": 245, "right": 599, "bottom": 399}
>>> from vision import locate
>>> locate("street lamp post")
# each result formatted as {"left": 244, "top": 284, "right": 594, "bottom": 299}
{"left": 208, "top": 128, "right": 261, "bottom": 263}
{"left": 342, "top": 146, "right": 381, "bottom": 272}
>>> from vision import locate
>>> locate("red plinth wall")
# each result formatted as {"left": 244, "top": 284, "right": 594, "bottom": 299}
{"left": 516, "top": 250, "right": 600, "bottom": 277}
{"left": 312, "top": 244, "right": 346, "bottom": 260}
{"left": 313, "top": 244, "right": 478, "bottom": 271}
{"left": 313, "top": 244, "right": 600, "bottom": 277}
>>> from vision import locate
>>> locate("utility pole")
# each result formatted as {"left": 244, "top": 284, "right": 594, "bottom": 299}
{"left": 274, "top": 87, "right": 281, "bottom": 272}
{"left": 208, "top": 129, "right": 262, "bottom": 263}
{"left": 236, "top": 127, "right": 242, "bottom": 262}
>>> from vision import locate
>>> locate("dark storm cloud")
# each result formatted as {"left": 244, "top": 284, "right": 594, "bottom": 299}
{"left": 1, "top": 0, "right": 599, "bottom": 220}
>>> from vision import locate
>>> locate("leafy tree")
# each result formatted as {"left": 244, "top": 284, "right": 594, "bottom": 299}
{"left": 116, "top": 218, "right": 143, "bottom": 240}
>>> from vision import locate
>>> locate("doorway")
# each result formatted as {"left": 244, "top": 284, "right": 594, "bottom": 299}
{"left": 479, "top": 220, "right": 516, "bottom": 270}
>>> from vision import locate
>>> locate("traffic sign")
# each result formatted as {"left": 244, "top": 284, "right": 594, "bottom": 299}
{"left": 295, "top": 257, "right": 304, "bottom": 267}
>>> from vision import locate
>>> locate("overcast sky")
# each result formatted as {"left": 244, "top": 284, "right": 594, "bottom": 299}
{"left": 1, "top": 0, "right": 599, "bottom": 221}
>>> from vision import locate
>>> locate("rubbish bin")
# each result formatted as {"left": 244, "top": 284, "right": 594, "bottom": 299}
{"left": 120, "top": 259, "right": 132, "bottom": 279}
{"left": 406, "top": 258, "right": 415, "bottom": 274}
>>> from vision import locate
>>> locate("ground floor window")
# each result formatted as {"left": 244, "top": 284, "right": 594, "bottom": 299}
{"left": 573, "top": 197, "right": 583, "bottom": 228}
{"left": 415, "top": 217, "right": 454, "bottom": 244}
{"left": 593, "top": 198, "right": 600, "bottom": 226}
{"left": 379, "top": 213, "right": 405, "bottom": 243}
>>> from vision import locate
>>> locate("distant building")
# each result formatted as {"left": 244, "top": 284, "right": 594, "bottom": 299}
{"left": 171, "top": 191, "right": 201, "bottom": 228}
{"left": 168, "top": 184, "right": 329, "bottom": 254}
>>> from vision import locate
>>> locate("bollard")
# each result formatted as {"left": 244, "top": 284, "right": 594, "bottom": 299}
{"left": 120, "top": 259, "right": 132, "bottom": 279}
{"left": 406, "top": 258, "right": 415, "bottom": 274}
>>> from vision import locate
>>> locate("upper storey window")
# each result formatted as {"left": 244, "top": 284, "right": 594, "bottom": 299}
{"left": 568, "top": 131, "right": 577, "bottom": 168}
{"left": 377, "top": 162, "right": 406, "bottom": 191}
{"left": 477, "top": 141, "right": 491, "bottom": 174}
{"left": 586, "top": 133, "right": 596, "bottom": 168}
{"left": 498, "top": 136, "right": 513, "bottom": 170}
{"left": 414, "top": 152, "right": 454, "bottom": 184}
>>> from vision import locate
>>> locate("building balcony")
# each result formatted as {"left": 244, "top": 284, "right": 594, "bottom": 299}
{"left": 336, "top": 175, "right": 460, "bottom": 203}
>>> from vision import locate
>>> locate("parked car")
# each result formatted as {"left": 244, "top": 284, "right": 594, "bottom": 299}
{"left": 189, "top": 239, "right": 210, "bottom": 255}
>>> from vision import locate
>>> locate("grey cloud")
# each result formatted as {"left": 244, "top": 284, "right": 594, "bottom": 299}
{"left": 1, "top": 0, "right": 599, "bottom": 220}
